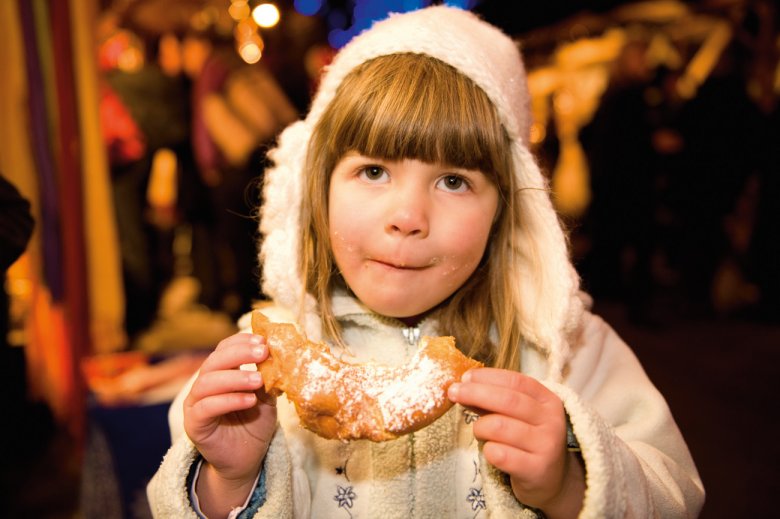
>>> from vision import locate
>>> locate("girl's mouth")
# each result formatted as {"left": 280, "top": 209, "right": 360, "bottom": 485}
{"left": 370, "top": 258, "right": 426, "bottom": 271}
{"left": 368, "top": 253, "right": 443, "bottom": 270}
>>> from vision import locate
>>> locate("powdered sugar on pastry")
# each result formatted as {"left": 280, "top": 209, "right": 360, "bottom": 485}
{"left": 251, "top": 310, "right": 482, "bottom": 441}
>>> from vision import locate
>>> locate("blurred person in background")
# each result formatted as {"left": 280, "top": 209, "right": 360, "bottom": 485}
{"left": 182, "top": 23, "right": 297, "bottom": 320}
{"left": 98, "top": 18, "right": 193, "bottom": 342}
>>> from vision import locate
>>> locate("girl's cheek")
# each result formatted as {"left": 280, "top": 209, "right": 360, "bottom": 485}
{"left": 331, "top": 230, "right": 357, "bottom": 253}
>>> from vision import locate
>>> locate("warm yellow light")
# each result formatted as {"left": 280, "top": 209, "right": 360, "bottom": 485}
{"left": 529, "top": 122, "right": 547, "bottom": 145}
{"left": 252, "top": 3, "right": 280, "bottom": 28}
{"left": 228, "top": 0, "right": 251, "bottom": 21}
{"left": 553, "top": 89, "right": 575, "bottom": 116}
{"left": 147, "top": 148, "right": 178, "bottom": 209}
{"left": 239, "top": 40, "right": 263, "bottom": 63}
{"left": 117, "top": 47, "right": 144, "bottom": 72}
{"left": 235, "top": 18, "right": 257, "bottom": 38}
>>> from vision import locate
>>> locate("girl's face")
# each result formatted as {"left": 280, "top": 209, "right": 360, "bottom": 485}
{"left": 329, "top": 152, "right": 499, "bottom": 320}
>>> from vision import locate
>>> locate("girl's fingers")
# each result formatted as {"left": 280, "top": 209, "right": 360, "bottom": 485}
{"left": 188, "top": 369, "right": 264, "bottom": 402}
{"left": 472, "top": 413, "right": 534, "bottom": 449}
{"left": 449, "top": 379, "right": 544, "bottom": 422}
{"left": 214, "top": 332, "right": 262, "bottom": 351}
{"left": 200, "top": 334, "right": 268, "bottom": 373}
{"left": 473, "top": 413, "right": 565, "bottom": 460}
{"left": 462, "top": 368, "right": 550, "bottom": 402}
{"left": 187, "top": 392, "right": 259, "bottom": 425}
{"left": 482, "top": 441, "right": 526, "bottom": 475}
{"left": 482, "top": 441, "right": 550, "bottom": 486}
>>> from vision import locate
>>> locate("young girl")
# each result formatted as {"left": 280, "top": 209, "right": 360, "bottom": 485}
{"left": 148, "top": 6, "right": 704, "bottom": 518}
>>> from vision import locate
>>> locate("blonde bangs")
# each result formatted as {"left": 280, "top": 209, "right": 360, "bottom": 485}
{"left": 320, "top": 53, "right": 507, "bottom": 175}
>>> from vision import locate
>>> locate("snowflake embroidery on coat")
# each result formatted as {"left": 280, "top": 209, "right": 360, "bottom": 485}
{"left": 334, "top": 485, "right": 357, "bottom": 517}
{"left": 467, "top": 487, "right": 486, "bottom": 515}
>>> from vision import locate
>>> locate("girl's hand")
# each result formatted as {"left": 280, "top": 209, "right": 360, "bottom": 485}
{"left": 183, "top": 333, "right": 277, "bottom": 516}
{"left": 448, "top": 368, "right": 585, "bottom": 518}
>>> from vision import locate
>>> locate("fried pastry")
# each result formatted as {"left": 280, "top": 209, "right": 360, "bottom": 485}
{"left": 251, "top": 310, "right": 481, "bottom": 441}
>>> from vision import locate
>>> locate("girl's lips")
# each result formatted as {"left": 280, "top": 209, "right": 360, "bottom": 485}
{"left": 369, "top": 258, "right": 426, "bottom": 270}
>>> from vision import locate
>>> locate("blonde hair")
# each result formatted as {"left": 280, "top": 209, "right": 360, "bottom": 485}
{"left": 300, "top": 53, "right": 527, "bottom": 370}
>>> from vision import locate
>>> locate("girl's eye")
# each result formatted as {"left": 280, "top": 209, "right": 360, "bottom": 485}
{"left": 358, "top": 165, "right": 389, "bottom": 183}
{"left": 437, "top": 175, "right": 469, "bottom": 193}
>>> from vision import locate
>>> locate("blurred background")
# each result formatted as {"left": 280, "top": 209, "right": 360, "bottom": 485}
{"left": 0, "top": 0, "right": 777, "bottom": 517}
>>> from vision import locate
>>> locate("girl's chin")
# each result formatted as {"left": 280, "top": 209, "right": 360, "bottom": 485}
{"left": 361, "top": 299, "right": 431, "bottom": 322}
{"left": 358, "top": 294, "right": 437, "bottom": 324}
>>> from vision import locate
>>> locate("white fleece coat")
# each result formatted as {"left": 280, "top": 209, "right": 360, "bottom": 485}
{"left": 149, "top": 294, "right": 703, "bottom": 518}
{"left": 148, "top": 5, "right": 703, "bottom": 518}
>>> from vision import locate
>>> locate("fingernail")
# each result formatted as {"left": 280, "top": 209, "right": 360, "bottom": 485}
{"left": 462, "top": 370, "right": 472, "bottom": 383}
{"left": 249, "top": 335, "right": 262, "bottom": 345}
{"left": 448, "top": 383, "right": 460, "bottom": 400}
{"left": 248, "top": 372, "right": 262, "bottom": 384}
{"left": 252, "top": 345, "right": 265, "bottom": 358}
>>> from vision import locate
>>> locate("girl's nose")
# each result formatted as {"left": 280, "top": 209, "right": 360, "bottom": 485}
{"left": 385, "top": 189, "right": 429, "bottom": 238}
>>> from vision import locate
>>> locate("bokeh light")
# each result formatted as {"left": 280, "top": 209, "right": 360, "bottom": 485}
{"left": 252, "top": 3, "right": 281, "bottom": 28}
{"left": 228, "top": 0, "right": 251, "bottom": 21}
{"left": 294, "top": 0, "right": 324, "bottom": 16}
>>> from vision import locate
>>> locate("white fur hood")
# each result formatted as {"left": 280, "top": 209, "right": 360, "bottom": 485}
{"left": 259, "top": 6, "right": 584, "bottom": 380}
